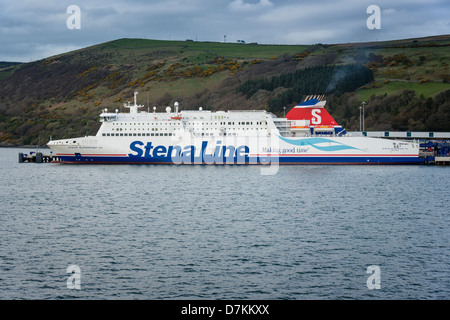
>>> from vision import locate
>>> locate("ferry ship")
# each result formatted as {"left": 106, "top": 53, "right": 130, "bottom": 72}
{"left": 47, "top": 91, "right": 424, "bottom": 165}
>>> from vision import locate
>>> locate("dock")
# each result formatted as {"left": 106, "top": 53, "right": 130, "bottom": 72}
{"left": 434, "top": 157, "right": 450, "bottom": 166}
{"left": 419, "top": 141, "right": 450, "bottom": 165}
{"left": 18, "top": 152, "right": 60, "bottom": 163}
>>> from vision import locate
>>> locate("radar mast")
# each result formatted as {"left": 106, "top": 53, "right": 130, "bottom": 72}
{"left": 124, "top": 91, "right": 144, "bottom": 114}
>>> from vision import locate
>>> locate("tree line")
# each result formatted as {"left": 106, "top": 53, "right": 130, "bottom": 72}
{"left": 236, "top": 64, "right": 374, "bottom": 113}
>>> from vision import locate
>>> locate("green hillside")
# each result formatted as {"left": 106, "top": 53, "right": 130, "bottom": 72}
{"left": 1, "top": 35, "right": 449, "bottom": 146}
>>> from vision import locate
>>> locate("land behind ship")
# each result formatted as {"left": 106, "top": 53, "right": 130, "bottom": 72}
{"left": 0, "top": 35, "right": 449, "bottom": 146}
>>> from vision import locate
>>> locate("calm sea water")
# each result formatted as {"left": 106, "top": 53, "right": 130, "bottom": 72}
{"left": 0, "top": 147, "right": 449, "bottom": 300}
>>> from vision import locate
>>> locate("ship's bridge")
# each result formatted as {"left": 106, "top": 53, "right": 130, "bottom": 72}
{"left": 100, "top": 110, "right": 118, "bottom": 122}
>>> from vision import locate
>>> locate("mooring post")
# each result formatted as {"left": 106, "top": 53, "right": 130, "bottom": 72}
{"left": 35, "top": 152, "right": 43, "bottom": 163}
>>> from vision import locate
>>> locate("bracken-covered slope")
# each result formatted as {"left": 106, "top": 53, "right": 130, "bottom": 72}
{"left": 0, "top": 35, "right": 449, "bottom": 146}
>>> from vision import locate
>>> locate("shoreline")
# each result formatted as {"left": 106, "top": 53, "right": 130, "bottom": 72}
{"left": 0, "top": 144, "right": 50, "bottom": 149}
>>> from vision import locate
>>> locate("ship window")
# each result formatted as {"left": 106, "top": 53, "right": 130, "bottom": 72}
{"left": 120, "top": 133, "right": 123, "bottom": 136}
{"left": 102, "top": 133, "right": 105, "bottom": 136}
{"left": 151, "top": 133, "right": 154, "bottom": 136}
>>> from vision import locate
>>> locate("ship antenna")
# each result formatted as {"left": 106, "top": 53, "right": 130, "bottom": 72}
{"left": 124, "top": 91, "right": 144, "bottom": 114}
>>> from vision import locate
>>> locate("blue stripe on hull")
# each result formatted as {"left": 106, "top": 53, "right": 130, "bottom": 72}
{"left": 57, "top": 155, "right": 425, "bottom": 165}
{"left": 278, "top": 156, "right": 424, "bottom": 164}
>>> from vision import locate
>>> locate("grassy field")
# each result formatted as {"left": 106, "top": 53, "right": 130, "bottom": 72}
{"left": 0, "top": 64, "right": 23, "bottom": 81}
{"left": 104, "top": 38, "right": 310, "bottom": 59}
{"left": 357, "top": 80, "right": 450, "bottom": 102}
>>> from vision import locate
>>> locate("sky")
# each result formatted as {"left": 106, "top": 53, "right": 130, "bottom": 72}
{"left": 0, "top": 0, "right": 449, "bottom": 62}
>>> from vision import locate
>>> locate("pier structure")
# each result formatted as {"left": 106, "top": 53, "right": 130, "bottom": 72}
{"left": 18, "top": 151, "right": 60, "bottom": 163}
{"left": 419, "top": 141, "right": 450, "bottom": 166}
{"left": 434, "top": 157, "right": 450, "bottom": 166}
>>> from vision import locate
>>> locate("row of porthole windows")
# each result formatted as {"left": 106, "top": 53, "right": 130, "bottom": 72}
{"left": 193, "top": 127, "right": 265, "bottom": 131}
{"left": 191, "top": 122, "right": 267, "bottom": 126}
{"left": 110, "top": 126, "right": 266, "bottom": 132}
{"left": 102, "top": 133, "right": 174, "bottom": 137}
{"left": 112, "top": 127, "right": 174, "bottom": 131}
{"left": 192, "top": 132, "right": 266, "bottom": 136}
{"left": 110, "top": 121, "right": 267, "bottom": 126}
{"left": 101, "top": 132, "right": 265, "bottom": 138}
{"left": 196, "top": 132, "right": 238, "bottom": 136}
{"left": 112, "top": 122, "right": 182, "bottom": 126}
{"left": 216, "top": 121, "right": 267, "bottom": 125}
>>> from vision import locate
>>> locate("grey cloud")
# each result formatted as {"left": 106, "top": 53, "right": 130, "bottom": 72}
{"left": 0, "top": 0, "right": 448, "bottom": 61}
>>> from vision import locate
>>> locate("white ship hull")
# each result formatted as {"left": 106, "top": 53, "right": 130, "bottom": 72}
{"left": 48, "top": 134, "right": 422, "bottom": 165}
{"left": 47, "top": 92, "right": 423, "bottom": 165}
